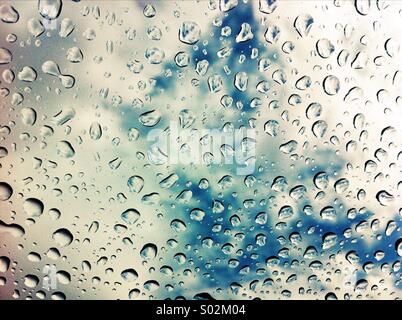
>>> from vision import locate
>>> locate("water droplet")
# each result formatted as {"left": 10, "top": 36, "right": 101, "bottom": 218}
{"left": 27, "top": 18, "right": 45, "bottom": 37}
{"left": 18, "top": 66, "right": 37, "bottom": 82}
{"left": 334, "top": 178, "right": 349, "bottom": 194}
{"left": 56, "top": 141, "right": 75, "bottom": 158}
{"left": 0, "top": 256, "right": 11, "bottom": 272}
{"left": 145, "top": 47, "right": 165, "bottom": 64}
{"left": 179, "top": 21, "right": 201, "bottom": 45}
{"left": 121, "top": 209, "right": 140, "bottom": 225}
{"left": 236, "top": 23, "right": 253, "bottom": 43}
{"left": 264, "top": 25, "right": 281, "bottom": 44}
{"left": 121, "top": 268, "right": 138, "bottom": 282}
{"left": 259, "top": 0, "right": 278, "bottom": 14}
{"left": 66, "top": 47, "right": 83, "bottom": 63}
{"left": 0, "top": 182, "right": 13, "bottom": 201}
{"left": 396, "top": 239, "right": 402, "bottom": 257}
{"left": 24, "top": 274, "right": 39, "bottom": 288}
{"left": 0, "top": 5, "right": 19, "bottom": 23}
{"left": 208, "top": 74, "right": 223, "bottom": 93}
{"left": 23, "top": 198, "right": 44, "bottom": 217}
{"left": 316, "top": 38, "right": 335, "bottom": 58}
{"left": 21, "top": 107, "right": 37, "bottom": 126}
{"left": 89, "top": 122, "right": 102, "bottom": 140}
{"left": 170, "top": 219, "right": 186, "bottom": 232}
{"left": 59, "top": 18, "right": 75, "bottom": 37}
{"left": 190, "top": 208, "right": 206, "bottom": 221}
{"left": 143, "top": 4, "right": 156, "bottom": 18}
{"left": 354, "top": 0, "right": 370, "bottom": 15}
{"left": 38, "top": 0, "right": 62, "bottom": 20}
{"left": 175, "top": 52, "right": 190, "bottom": 67}
{"left": 294, "top": 14, "right": 314, "bottom": 37}
{"left": 139, "top": 110, "right": 161, "bottom": 127}
{"left": 279, "top": 140, "right": 298, "bottom": 154}
{"left": 323, "top": 75, "right": 340, "bottom": 95}
{"left": 0, "top": 48, "right": 12, "bottom": 64}
{"left": 52, "top": 228, "right": 73, "bottom": 247}
{"left": 312, "top": 120, "right": 328, "bottom": 138}
{"left": 0, "top": 220, "right": 25, "bottom": 237}
{"left": 140, "top": 243, "right": 157, "bottom": 260}
{"left": 322, "top": 233, "right": 338, "bottom": 250}
{"left": 376, "top": 191, "right": 394, "bottom": 206}
{"left": 127, "top": 176, "right": 144, "bottom": 193}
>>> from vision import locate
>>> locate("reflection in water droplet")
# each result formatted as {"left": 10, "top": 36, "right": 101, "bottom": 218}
{"left": 121, "top": 268, "right": 138, "bottom": 282}
{"left": 259, "top": 0, "right": 278, "bottom": 14}
{"left": 264, "top": 120, "right": 279, "bottom": 137}
{"left": 0, "top": 5, "right": 19, "bottom": 23}
{"left": 66, "top": 47, "right": 83, "bottom": 63}
{"left": 145, "top": 47, "right": 165, "bottom": 64}
{"left": 23, "top": 198, "right": 44, "bottom": 217}
{"left": 59, "top": 18, "right": 75, "bottom": 38}
{"left": 140, "top": 243, "right": 158, "bottom": 260}
{"left": 52, "top": 228, "right": 73, "bottom": 247}
{"left": 294, "top": 13, "right": 314, "bottom": 37}
{"left": 170, "top": 219, "right": 187, "bottom": 232}
{"left": 0, "top": 47, "right": 12, "bottom": 64}
{"left": 376, "top": 191, "right": 394, "bottom": 206}
{"left": 89, "top": 122, "right": 102, "bottom": 140}
{"left": 316, "top": 38, "right": 335, "bottom": 58}
{"left": 18, "top": 66, "right": 37, "bottom": 82}
{"left": 127, "top": 176, "right": 144, "bottom": 193}
{"left": 38, "top": 0, "right": 62, "bottom": 20}
{"left": 139, "top": 110, "right": 161, "bottom": 127}
{"left": 21, "top": 108, "right": 37, "bottom": 126}
{"left": 323, "top": 75, "right": 340, "bottom": 95}
{"left": 279, "top": 140, "right": 298, "bottom": 154}
{"left": 190, "top": 208, "right": 206, "bottom": 221}
{"left": 179, "top": 21, "right": 201, "bottom": 45}
{"left": 56, "top": 141, "right": 75, "bottom": 158}
{"left": 355, "top": 0, "right": 370, "bottom": 15}
{"left": 24, "top": 274, "right": 39, "bottom": 288}
{"left": 0, "top": 182, "right": 13, "bottom": 201}
{"left": 27, "top": 18, "right": 45, "bottom": 37}
{"left": 0, "top": 256, "right": 11, "bottom": 272}
{"left": 0, "top": 220, "right": 25, "bottom": 237}
{"left": 121, "top": 208, "right": 141, "bottom": 225}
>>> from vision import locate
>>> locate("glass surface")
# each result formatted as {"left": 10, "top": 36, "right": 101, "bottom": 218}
{"left": 0, "top": 0, "right": 401, "bottom": 300}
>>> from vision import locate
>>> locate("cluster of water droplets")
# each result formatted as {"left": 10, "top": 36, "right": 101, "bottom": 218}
{"left": 0, "top": 0, "right": 401, "bottom": 300}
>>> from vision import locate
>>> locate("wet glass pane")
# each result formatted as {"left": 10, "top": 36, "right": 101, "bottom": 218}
{"left": 0, "top": 0, "right": 401, "bottom": 300}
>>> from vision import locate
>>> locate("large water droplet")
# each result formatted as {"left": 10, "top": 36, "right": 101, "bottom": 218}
{"left": 0, "top": 5, "right": 19, "bottom": 23}
{"left": 121, "top": 209, "right": 140, "bottom": 225}
{"left": 0, "top": 182, "right": 13, "bottom": 201}
{"left": 140, "top": 243, "right": 157, "bottom": 260}
{"left": 376, "top": 191, "right": 394, "bottom": 206}
{"left": 56, "top": 141, "right": 75, "bottom": 158}
{"left": 52, "top": 228, "right": 73, "bottom": 247}
{"left": 89, "top": 122, "right": 102, "bottom": 140}
{"left": 179, "top": 21, "right": 201, "bottom": 45}
{"left": 23, "top": 198, "right": 44, "bottom": 217}
{"left": 294, "top": 14, "right": 314, "bottom": 37}
{"left": 139, "top": 110, "right": 161, "bottom": 127}
{"left": 0, "top": 256, "right": 11, "bottom": 272}
{"left": 127, "top": 176, "right": 144, "bottom": 193}
{"left": 38, "top": 0, "right": 62, "bottom": 20}
{"left": 121, "top": 268, "right": 138, "bottom": 282}
{"left": 0, "top": 48, "right": 12, "bottom": 64}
